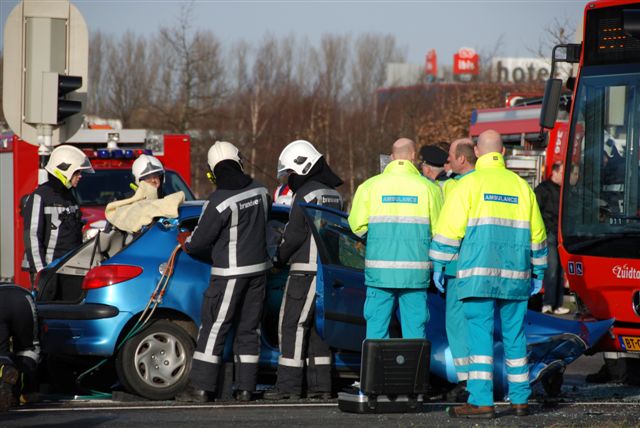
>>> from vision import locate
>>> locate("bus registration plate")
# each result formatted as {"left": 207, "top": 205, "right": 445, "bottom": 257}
{"left": 620, "top": 336, "right": 640, "bottom": 352}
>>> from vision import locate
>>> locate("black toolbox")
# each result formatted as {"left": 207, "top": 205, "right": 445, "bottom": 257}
{"left": 338, "top": 338, "right": 430, "bottom": 413}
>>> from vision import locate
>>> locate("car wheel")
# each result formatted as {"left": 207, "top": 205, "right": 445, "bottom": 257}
{"left": 542, "top": 370, "right": 564, "bottom": 398}
{"left": 115, "top": 319, "right": 194, "bottom": 400}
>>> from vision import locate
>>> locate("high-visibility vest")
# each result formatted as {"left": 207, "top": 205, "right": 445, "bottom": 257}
{"left": 349, "top": 160, "right": 442, "bottom": 289}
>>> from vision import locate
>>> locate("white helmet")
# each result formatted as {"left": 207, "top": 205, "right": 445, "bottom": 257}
{"left": 207, "top": 141, "right": 242, "bottom": 173}
{"left": 45, "top": 145, "right": 94, "bottom": 188}
{"left": 132, "top": 154, "right": 164, "bottom": 184}
{"left": 277, "top": 140, "right": 322, "bottom": 178}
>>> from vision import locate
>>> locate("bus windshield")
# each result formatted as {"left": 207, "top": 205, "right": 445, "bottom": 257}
{"left": 562, "top": 65, "right": 640, "bottom": 257}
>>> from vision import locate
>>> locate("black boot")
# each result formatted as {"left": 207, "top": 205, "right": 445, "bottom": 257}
{"left": 175, "top": 382, "right": 214, "bottom": 403}
{"left": 585, "top": 364, "right": 611, "bottom": 384}
{"left": 0, "top": 365, "right": 19, "bottom": 412}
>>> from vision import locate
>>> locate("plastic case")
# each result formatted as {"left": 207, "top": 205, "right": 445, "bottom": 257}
{"left": 338, "top": 338, "right": 431, "bottom": 413}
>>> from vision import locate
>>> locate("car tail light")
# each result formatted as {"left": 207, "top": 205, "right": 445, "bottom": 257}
{"left": 82, "top": 265, "right": 143, "bottom": 290}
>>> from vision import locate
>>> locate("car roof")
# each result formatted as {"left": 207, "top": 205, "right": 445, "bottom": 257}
{"left": 178, "top": 200, "right": 290, "bottom": 219}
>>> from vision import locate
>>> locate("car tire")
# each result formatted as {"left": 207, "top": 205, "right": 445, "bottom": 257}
{"left": 115, "top": 319, "right": 194, "bottom": 400}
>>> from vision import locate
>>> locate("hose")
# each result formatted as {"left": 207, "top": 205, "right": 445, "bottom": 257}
{"left": 74, "top": 244, "right": 182, "bottom": 398}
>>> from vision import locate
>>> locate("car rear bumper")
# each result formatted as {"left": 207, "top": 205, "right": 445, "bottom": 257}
{"left": 39, "top": 305, "right": 132, "bottom": 356}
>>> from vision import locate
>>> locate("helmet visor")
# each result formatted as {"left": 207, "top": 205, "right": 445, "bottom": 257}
{"left": 277, "top": 160, "right": 294, "bottom": 178}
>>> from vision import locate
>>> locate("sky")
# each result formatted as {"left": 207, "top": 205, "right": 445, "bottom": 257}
{"left": 1, "top": 0, "right": 586, "bottom": 64}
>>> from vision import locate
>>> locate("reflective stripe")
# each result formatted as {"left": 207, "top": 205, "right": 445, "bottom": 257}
{"left": 201, "top": 279, "right": 236, "bottom": 361}
{"left": 467, "top": 217, "right": 530, "bottom": 229}
{"left": 216, "top": 187, "right": 269, "bottom": 213}
{"left": 603, "top": 352, "right": 640, "bottom": 359}
{"left": 531, "top": 256, "right": 547, "bottom": 266}
{"left": 603, "top": 184, "right": 624, "bottom": 192}
{"left": 457, "top": 372, "right": 469, "bottom": 381}
{"left": 303, "top": 189, "right": 342, "bottom": 204}
{"left": 369, "top": 215, "right": 430, "bottom": 225}
{"left": 43, "top": 205, "right": 79, "bottom": 214}
{"left": 429, "top": 249, "right": 458, "bottom": 261}
{"left": 306, "top": 356, "right": 331, "bottom": 365}
{"left": 211, "top": 261, "right": 271, "bottom": 277}
{"left": 454, "top": 357, "right": 470, "bottom": 367}
{"left": 16, "top": 350, "right": 39, "bottom": 362}
{"left": 278, "top": 276, "right": 290, "bottom": 348}
{"left": 295, "top": 277, "right": 317, "bottom": 360}
{"left": 45, "top": 209, "right": 60, "bottom": 264}
{"left": 433, "top": 234, "right": 461, "bottom": 247}
{"left": 229, "top": 204, "right": 239, "bottom": 268}
{"left": 468, "top": 371, "right": 493, "bottom": 380}
{"left": 278, "top": 356, "right": 305, "bottom": 368}
{"left": 290, "top": 262, "right": 317, "bottom": 272}
{"left": 365, "top": 260, "right": 432, "bottom": 270}
{"left": 531, "top": 240, "right": 547, "bottom": 251}
{"left": 470, "top": 355, "right": 493, "bottom": 365}
{"left": 234, "top": 354, "right": 260, "bottom": 363}
{"left": 506, "top": 357, "right": 528, "bottom": 367}
{"left": 507, "top": 373, "right": 529, "bottom": 383}
{"left": 458, "top": 267, "right": 530, "bottom": 280}
{"left": 193, "top": 352, "right": 221, "bottom": 364}
{"left": 29, "top": 194, "right": 44, "bottom": 272}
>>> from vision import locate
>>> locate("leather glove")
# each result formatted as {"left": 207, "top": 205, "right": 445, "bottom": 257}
{"left": 177, "top": 231, "right": 190, "bottom": 251}
{"left": 530, "top": 278, "right": 543, "bottom": 296}
{"left": 433, "top": 271, "right": 445, "bottom": 293}
{"left": 272, "top": 255, "right": 287, "bottom": 270}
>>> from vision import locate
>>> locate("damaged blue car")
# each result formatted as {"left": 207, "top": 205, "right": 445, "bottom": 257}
{"left": 36, "top": 201, "right": 612, "bottom": 400}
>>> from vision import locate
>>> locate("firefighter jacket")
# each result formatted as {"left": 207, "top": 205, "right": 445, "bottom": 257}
{"left": 23, "top": 176, "right": 83, "bottom": 273}
{"left": 429, "top": 152, "right": 548, "bottom": 301}
{"left": 348, "top": 160, "right": 443, "bottom": 289}
{"left": 278, "top": 181, "right": 343, "bottom": 274}
{"left": 185, "top": 180, "right": 272, "bottom": 278}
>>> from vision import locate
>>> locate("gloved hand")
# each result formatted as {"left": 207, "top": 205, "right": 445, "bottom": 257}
{"left": 530, "top": 278, "right": 543, "bottom": 296}
{"left": 433, "top": 271, "right": 445, "bottom": 293}
{"left": 177, "top": 231, "right": 190, "bottom": 251}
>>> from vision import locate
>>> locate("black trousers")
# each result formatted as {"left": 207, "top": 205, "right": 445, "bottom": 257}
{"left": 275, "top": 273, "right": 331, "bottom": 394}
{"left": 0, "top": 285, "right": 40, "bottom": 393}
{"left": 190, "top": 274, "right": 266, "bottom": 392}
{"left": 542, "top": 233, "right": 565, "bottom": 309}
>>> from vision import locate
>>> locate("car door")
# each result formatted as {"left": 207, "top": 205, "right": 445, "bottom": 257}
{"left": 301, "top": 204, "right": 366, "bottom": 352}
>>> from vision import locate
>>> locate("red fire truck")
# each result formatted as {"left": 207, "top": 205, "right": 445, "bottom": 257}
{"left": 541, "top": 0, "right": 640, "bottom": 353}
{"left": 0, "top": 129, "right": 194, "bottom": 288}
{"left": 469, "top": 103, "right": 570, "bottom": 189}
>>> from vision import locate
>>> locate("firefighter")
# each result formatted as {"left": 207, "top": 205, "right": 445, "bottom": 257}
{"left": 23, "top": 145, "right": 94, "bottom": 277}
{"left": 263, "top": 140, "right": 343, "bottom": 400}
{"left": 175, "top": 141, "right": 271, "bottom": 403}
{"left": 434, "top": 138, "right": 476, "bottom": 402}
{"left": 349, "top": 138, "right": 441, "bottom": 340}
{"left": 131, "top": 154, "right": 165, "bottom": 197}
{"left": 430, "top": 130, "right": 547, "bottom": 419}
{"left": 0, "top": 284, "right": 40, "bottom": 412}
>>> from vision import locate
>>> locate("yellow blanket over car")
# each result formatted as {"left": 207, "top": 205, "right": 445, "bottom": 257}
{"left": 105, "top": 181, "right": 185, "bottom": 233}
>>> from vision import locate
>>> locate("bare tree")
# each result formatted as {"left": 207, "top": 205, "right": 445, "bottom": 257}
{"left": 102, "top": 31, "right": 157, "bottom": 128}
{"left": 150, "top": 3, "right": 226, "bottom": 133}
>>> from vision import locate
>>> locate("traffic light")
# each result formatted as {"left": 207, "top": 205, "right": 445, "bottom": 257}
{"left": 56, "top": 75, "right": 83, "bottom": 123}
{"left": 41, "top": 72, "right": 83, "bottom": 125}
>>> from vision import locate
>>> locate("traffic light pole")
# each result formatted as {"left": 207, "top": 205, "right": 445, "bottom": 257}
{"left": 36, "top": 124, "right": 53, "bottom": 185}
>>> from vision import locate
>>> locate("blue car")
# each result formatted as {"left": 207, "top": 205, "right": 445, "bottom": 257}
{"left": 36, "top": 201, "right": 612, "bottom": 400}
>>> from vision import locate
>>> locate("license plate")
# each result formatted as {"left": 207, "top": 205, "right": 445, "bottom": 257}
{"left": 619, "top": 336, "right": 640, "bottom": 352}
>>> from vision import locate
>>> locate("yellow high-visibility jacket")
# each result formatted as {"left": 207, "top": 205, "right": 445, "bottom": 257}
{"left": 349, "top": 159, "right": 442, "bottom": 289}
{"left": 429, "top": 152, "right": 547, "bottom": 300}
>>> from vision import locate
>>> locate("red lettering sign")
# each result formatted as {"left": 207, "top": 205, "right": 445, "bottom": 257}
{"left": 425, "top": 49, "right": 437, "bottom": 77}
{"left": 453, "top": 48, "right": 479, "bottom": 75}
